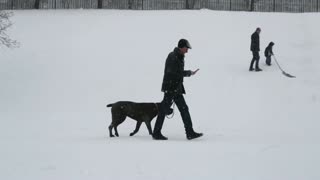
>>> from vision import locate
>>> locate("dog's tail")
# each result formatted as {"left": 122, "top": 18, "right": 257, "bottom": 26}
{"left": 106, "top": 103, "right": 113, "bottom": 108}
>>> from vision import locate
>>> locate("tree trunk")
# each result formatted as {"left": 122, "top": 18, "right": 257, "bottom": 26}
{"left": 250, "top": 0, "right": 255, "bottom": 11}
{"left": 128, "top": 0, "right": 132, "bottom": 9}
{"left": 186, "top": 0, "right": 195, "bottom": 9}
{"left": 98, "top": 0, "right": 103, "bottom": 9}
{"left": 34, "top": 0, "right": 41, "bottom": 9}
{"left": 245, "top": 0, "right": 250, "bottom": 11}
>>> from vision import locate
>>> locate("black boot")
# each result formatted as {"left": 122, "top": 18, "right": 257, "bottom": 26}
{"left": 152, "top": 107, "right": 167, "bottom": 140}
{"left": 255, "top": 67, "right": 262, "bottom": 72}
{"left": 152, "top": 132, "right": 168, "bottom": 140}
{"left": 186, "top": 129, "right": 203, "bottom": 140}
{"left": 249, "top": 58, "right": 255, "bottom": 71}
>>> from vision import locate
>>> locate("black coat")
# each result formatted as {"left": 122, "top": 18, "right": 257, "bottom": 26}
{"left": 161, "top": 47, "right": 192, "bottom": 94}
{"left": 250, "top": 31, "right": 260, "bottom": 52}
{"left": 264, "top": 44, "right": 274, "bottom": 57}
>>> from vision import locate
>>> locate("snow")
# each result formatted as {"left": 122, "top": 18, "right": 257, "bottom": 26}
{"left": 0, "top": 9, "right": 320, "bottom": 180}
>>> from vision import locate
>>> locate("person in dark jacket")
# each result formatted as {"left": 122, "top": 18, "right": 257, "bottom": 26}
{"left": 249, "top": 27, "right": 262, "bottom": 71}
{"left": 152, "top": 39, "right": 203, "bottom": 140}
{"left": 264, "top": 42, "right": 274, "bottom": 66}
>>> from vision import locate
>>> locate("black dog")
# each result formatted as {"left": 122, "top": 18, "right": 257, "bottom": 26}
{"left": 106, "top": 101, "right": 173, "bottom": 137}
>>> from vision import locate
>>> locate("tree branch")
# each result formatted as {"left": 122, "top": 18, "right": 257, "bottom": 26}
{"left": 0, "top": 11, "right": 19, "bottom": 48}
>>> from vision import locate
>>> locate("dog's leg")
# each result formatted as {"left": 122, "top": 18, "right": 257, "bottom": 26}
{"left": 113, "top": 115, "right": 126, "bottom": 137}
{"left": 114, "top": 125, "right": 119, "bottom": 137}
{"left": 130, "top": 121, "right": 142, "bottom": 136}
{"left": 145, "top": 121, "right": 153, "bottom": 135}
{"left": 108, "top": 124, "right": 115, "bottom": 137}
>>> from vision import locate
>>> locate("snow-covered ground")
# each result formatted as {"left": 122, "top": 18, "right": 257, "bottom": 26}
{"left": 0, "top": 9, "right": 320, "bottom": 180}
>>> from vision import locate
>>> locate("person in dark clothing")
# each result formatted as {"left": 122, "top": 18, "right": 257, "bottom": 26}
{"left": 152, "top": 39, "right": 203, "bottom": 140}
{"left": 264, "top": 42, "right": 275, "bottom": 66}
{"left": 249, "top": 27, "right": 262, "bottom": 72}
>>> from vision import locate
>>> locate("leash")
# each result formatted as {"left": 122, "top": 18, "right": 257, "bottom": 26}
{"left": 154, "top": 102, "right": 175, "bottom": 119}
{"left": 166, "top": 102, "right": 175, "bottom": 119}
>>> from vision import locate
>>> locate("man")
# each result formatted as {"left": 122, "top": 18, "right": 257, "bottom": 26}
{"left": 249, "top": 27, "right": 262, "bottom": 72}
{"left": 152, "top": 39, "right": 203, "bottom": 140}
{"left": 264, "top": 41, "right": 275, "bottom": 66}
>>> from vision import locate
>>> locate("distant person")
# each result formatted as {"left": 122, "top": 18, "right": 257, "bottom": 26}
{"left": 152, "top": 39, "right": 203, "bottom": 140}
{"left": 249, "top": 27, "right": 262, "bottom": 71}
{"left": 264, "top": 42, "right": 275, "bottom": 66}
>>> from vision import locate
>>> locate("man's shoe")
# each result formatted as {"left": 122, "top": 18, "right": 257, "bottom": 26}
{"left": 249, "top": 68, "right": 254, "bottom": 71}
{"left": 187, "top": 132, "right": 203, "bottom": 140}
{"left": 152, "top": 133, "right": 168, "bottom": 140}
{"left": 255, "top": 68, "right": 262, "bottom": 72}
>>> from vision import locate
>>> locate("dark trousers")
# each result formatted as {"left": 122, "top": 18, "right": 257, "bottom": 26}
{"left": 266, "top": 56, "right": 271, "bottom": 65}
{"left": 153, "top": 92, "right": 193, "bottom": 134}
{"left": 249, "top": 51, "right": 260, "bottom": 69}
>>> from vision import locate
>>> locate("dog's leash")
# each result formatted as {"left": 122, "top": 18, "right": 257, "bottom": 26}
{"left": 154, "top": 102, "right": 175, "bottom": 119}
{"left": 166, "top": 102, "right": 175, "bottom": 119}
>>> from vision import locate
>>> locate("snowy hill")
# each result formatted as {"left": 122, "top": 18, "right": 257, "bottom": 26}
{"left": 0, "top": 10, "right": 320, "bottom": 180}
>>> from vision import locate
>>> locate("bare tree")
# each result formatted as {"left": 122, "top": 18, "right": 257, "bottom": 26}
{"left": 62, "top": 0, "right": 72, "bottom": 9}
{"left": 250, "top": 0, "right": 255, "bottom": 11}
{"left": 186, "top": 0, "right": 195, "bottom": 9}
{"left": 128, "top": 0, "right": 133, "bottom": 9}
{"left": 0, "top": 11, "right": 19, "bottom": 48}
{"left": 34, "top": 0, "right": 41, "bottom": 9}
{"left": 98, "top": 0, "right": 103, "bottom": 9}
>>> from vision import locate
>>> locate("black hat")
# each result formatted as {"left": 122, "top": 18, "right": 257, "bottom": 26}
{"left": 269, "top": 41, "right": 275, "bottom": 46}
{"left": 178, "top": 39, "right": 192, "bottom": 49}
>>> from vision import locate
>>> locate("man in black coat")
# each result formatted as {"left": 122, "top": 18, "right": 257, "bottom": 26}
{"left": 152, "top": 39, "right": 203, "bottom": 140}
{"left": 249, "top": 27, "right": 262, "bottom": 71}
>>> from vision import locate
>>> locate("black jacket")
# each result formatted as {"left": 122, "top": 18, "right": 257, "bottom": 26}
{"left": 264, "top": 44, "right": 274, "bottom": 57}
{"left": 161, "top": 47, "right": 192, "bottom": 94}
{"left": 250, "top": 31, "right": 260, "bottom": 52}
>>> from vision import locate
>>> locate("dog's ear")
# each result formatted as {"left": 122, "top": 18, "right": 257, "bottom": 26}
{"left": 106, "top": 103, "right": 114, "bottom": 108}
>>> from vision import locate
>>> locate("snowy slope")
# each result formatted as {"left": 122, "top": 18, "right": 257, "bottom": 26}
{"left": 0, "top": 9, "right": 320, "bottom": 180}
